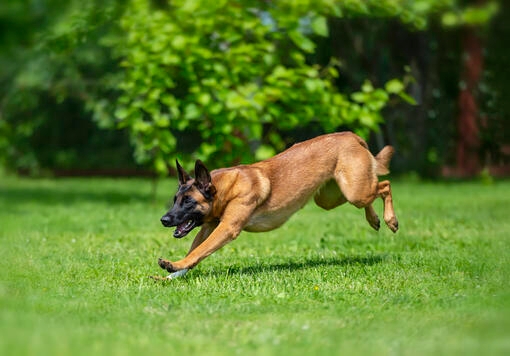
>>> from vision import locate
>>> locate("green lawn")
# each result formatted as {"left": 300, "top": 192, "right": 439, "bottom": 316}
{"left": 1, "top": 177, "right": 509, "bottom": 355}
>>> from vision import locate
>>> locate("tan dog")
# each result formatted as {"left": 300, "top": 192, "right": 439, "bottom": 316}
{"left": 158, "top": 132, "right": 398, "bottom": 279}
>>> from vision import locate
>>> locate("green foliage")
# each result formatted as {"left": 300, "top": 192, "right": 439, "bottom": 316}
{"left": 0, "top": 0, "right": 500, "bottom": 175}
{"left": 442, "top": 1, "right": 499, "bottom": 27}
{"left": 104, "top": 0, "right": 412, "bottom": 174}
{"left": 0, "top": 0, "right": 125, "bottom": 172}
{"left": 1, "top": 177, "right": 510, "bottom": 354}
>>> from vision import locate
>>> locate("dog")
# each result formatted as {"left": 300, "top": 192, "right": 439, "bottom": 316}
{"left": 157, "top": 132, "right": 398, "bottom": 279}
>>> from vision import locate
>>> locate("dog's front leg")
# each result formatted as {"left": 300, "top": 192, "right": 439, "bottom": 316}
{"left": 158, "top": 222, "right": 242, "bottom": 273}
{"left": 159, "top": 203, "right": 253, "bottom": 273}
{"left": 156, "top": 223, "right": 217, "bottom": 280}
{"left": 186, "top": 221, "right": 218, "bottom": 257}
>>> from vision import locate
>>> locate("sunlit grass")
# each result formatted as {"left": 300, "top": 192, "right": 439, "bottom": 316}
{"left": 1, "top": 177, "right": 509, "bottom": 355}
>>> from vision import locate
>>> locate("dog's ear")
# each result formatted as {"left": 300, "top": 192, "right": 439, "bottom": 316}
{"left": 194, "top": 160, "right": 216, "bottom": 199}
{"left": 176, "top": 159, "right": 192, "bottom": 185}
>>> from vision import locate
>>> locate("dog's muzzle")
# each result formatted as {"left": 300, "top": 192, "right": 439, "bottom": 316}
{"left": 160, "top": 214, "right": 197, "bottom": 238}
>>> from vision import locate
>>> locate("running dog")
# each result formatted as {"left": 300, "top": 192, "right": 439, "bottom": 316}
{"left": 157, "top": 132, "right": 398, "bottom": 279}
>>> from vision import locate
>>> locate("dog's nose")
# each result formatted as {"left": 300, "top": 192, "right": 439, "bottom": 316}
{"left": 161, "top": 216, "right": 172, "bottom": 227}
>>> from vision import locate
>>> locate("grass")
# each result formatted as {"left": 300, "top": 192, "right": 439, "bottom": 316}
{"left": 1, "top": 176, "right": 509, "bottom": 355}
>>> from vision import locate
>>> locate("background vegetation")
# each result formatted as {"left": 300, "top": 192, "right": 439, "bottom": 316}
{"left": 0, "top": 0, "right": 507, "bottom": 176}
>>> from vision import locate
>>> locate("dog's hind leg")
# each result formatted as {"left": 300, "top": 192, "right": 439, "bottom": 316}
{"left": 314, "top": 179, "right": 347, "bottom": 210}
{"left": 364, "top": 205, "right": 381, "bottom": 231}
{"left": 334, "top": 166, "right": 378, "bottom": 210}
{"left": 377, "top": 180, "right": 398, "bottom": 232}
{"left": 333, "top": 150, "right": 384, "bottom": 230}
{"left": 315, "top": 178, "right": 381, "bottom": 231}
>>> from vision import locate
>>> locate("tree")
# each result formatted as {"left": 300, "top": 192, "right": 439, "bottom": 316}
{"left": 94, "top": 0, "right": 419, "bottom": 174}
{"left": 435, "top": 0, "right": 499, "bottom": 177}
{"left": 0, "top": 0, "right": 128, "bottom": 173}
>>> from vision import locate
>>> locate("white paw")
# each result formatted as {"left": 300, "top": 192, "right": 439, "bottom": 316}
{"left": 166, "top": 268, "right": 189, "bottom": 279}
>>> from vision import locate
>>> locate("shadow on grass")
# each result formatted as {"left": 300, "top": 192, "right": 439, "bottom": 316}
{"left": 200, "top": 254, "right": 387, "bottom": 278}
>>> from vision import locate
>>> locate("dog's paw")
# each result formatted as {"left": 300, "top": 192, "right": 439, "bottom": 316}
{"left": 386, "top": 217, "right": 399, "bottom": 233}
{"left": 158, "top": 258, "right": 177, "bottom": 272}
{"left": 369, "top": 216, "right": 380, "bottom": 231}
{"left": 365, "top": 208, "right": 381, "bottom": 231}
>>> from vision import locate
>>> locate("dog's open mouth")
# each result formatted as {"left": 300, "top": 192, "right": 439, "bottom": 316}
{"left": 173, "top": 219, "right": 196, "bottom": 238}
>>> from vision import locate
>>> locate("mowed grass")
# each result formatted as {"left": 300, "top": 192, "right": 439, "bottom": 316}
{"left": 1, "top": 176, "right": 509, "bottom": 356}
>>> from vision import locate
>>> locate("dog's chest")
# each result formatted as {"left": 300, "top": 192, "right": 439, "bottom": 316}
{"left": 243, "top": 200, "right": 307, "bottom": 232}
{"left": 243, "top": 211, "right": 289, "bottom": 232}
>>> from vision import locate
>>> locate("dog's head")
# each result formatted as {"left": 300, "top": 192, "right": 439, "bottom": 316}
{"left": 160, "top": 160, "right": 216, "bottom": 238}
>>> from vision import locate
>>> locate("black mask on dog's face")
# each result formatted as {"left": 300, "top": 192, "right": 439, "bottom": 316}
{"left": 160, "top": 160, "right": 216, "bottom": 238}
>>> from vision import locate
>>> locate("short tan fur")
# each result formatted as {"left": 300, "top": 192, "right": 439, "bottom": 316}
{"left": 158, "top": 132, "right": 398, "bottom": 275}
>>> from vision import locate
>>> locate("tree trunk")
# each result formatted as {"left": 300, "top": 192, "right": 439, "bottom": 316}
{"left": 452, "top": 27, "right": 483, "bottom": 177}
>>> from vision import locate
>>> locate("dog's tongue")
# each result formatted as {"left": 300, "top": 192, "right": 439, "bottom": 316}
{"left": 174, "top": 220, "right": 193, "bottom": 237}
{"left": 174, "top": 224, "right": 186, "bottom": 237}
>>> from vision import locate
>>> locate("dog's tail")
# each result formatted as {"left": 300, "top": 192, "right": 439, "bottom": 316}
{"left": 374, "top": 145, "right": 394, "bottom": 176}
